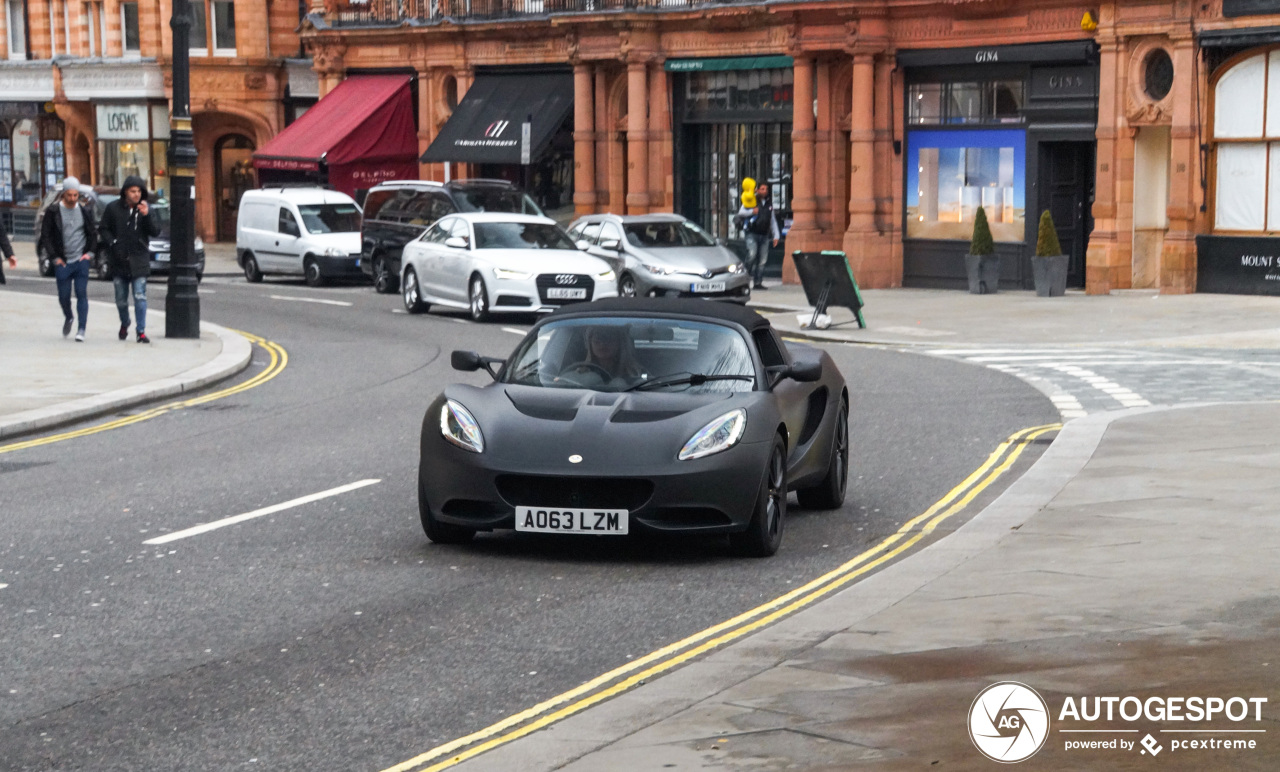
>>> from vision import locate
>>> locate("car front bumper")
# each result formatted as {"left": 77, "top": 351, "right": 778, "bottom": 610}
{"left": 639, "top": 272, "right": 752, "bottom": 303}
{"left": 487, "top": 275, "right": 618, "bottom": 315}
{"left": 149, "top": 249, "right": 206, "bottom": 274}
{"left": 419, "top": 431, "right": 769, "bottom": 536}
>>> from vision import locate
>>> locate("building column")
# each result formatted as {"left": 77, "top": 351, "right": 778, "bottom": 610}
{"left": 594, "top": 68, "right": 611, "bottom": 209}
{"left": 573, "top": 62, "right": 597, "bottom": 215}
{"left": 1161, "top": 36, "right": 1199, "bottom": 294}
{"left": 647, "top": 64, "right": 671, "bottom": 212}
{"left": 783, "top": 55, "right": 818, "bottom": 283}
{"left": 1087, "top": 34, "right": 1127, "bottom": 294}
{"left": 842, "top": 52, "right": 892, "bottom": 286}
{"left": 626, "top": 59, "right": 649, "bottom": 214}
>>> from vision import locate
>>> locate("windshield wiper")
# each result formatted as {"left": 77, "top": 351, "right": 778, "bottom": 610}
{"left": 626, "top": 373, "right": 754, "bottom": 392}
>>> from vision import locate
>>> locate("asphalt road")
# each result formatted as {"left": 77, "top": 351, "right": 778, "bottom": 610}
{"left": 0, "top": 273, "right": 1059, "bottom": 771}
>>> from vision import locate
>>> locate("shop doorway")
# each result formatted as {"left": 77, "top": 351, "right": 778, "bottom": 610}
{"left": 679, "top": 122, "right": 791, "bottom": 275}
{"left": 1036, "top": 141, "right": 1093, "bottom": 289}
{"left": 216, "top": 134, "right": 255, "bottom": 241}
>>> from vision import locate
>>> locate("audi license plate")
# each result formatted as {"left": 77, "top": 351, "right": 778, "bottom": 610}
{"left": 515, "top": 506, "right": 628, "bottom": 535}
{"left": 155, "top": 252, "right": 170, "bottom": 262}
{"left": 691, "top": 281, "right": 725, "bottom": 293}
{"left": 547, "top": 287, "right": 587, "bottom": 300}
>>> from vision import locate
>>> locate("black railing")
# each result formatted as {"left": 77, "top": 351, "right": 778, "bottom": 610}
{"left": 332, "top": 0, "right": 761, "bottom": 26}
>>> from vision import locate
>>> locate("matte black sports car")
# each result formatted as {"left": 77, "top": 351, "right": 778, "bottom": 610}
{"left": 418, "top": 297, "right": 849, "bottom": 557}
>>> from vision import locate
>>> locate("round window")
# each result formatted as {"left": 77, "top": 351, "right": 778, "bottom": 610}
{"left": 1144, "top": 49, "right": 1174, "bottom": 101}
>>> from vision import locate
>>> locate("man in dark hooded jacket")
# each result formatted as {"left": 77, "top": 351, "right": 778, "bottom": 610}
{"left": 99, "top": 175, "right": 160, "bottom": 343}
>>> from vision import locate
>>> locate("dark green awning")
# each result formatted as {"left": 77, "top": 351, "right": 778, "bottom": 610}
{"left": 665, "top": 55, "right": 794, "bottom": 73}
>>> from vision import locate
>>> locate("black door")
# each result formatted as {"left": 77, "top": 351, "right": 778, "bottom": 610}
{"left": 1037, "top": 142, "right": 1094, "bottom": 289}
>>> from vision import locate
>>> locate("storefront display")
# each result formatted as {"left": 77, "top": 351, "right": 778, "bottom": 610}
{"left": 95, "top": 103, "right": 170, "bottom": 197}
{"left": 906, "top": 129, "right": 1025, "bottom": 242}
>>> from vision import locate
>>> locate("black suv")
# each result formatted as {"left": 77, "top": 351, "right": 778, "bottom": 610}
{"left": 360, "top": 179, "right": 543, "bottom": 293}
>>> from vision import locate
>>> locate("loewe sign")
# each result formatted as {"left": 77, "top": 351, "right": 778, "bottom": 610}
{"left": 95, "top": 104, "right": 150, "bottom": 140}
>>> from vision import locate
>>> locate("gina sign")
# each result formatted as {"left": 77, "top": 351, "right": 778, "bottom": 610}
{"left": 95, "top": 104, "right": 150, "bottom": 140}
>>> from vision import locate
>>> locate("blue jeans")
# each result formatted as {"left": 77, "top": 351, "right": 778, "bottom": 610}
{"left": 744, "top": 234, "right": 771, "bottom": 284}
{"left": 114, "top": 276, "right": 148, "bottom": 334}
{"left": 55, "top": 258, "right": 90, "bottom": 330}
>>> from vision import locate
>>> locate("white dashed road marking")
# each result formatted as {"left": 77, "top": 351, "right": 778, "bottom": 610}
{"left": 501, "top": 327, "right": 527, "bottom": 336}
{"left": 143, "top": 479, "right": 382, "bottom": 545}
{"left": 268, "top": 295, "right": 354, "bottom": 307}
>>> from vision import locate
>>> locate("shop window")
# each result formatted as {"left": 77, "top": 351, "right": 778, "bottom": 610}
{"left": 684, "top": 69, "right": 793, "bottom": 115}
{"left": 0, "top": 138, "right": 11, "bottom": 202}
{"left": 121, "top": 1, "right": 139, "bottom": 55}
{"left": 212, "top": 1, "right": 235, "bottom": 55}
{"left": 6, "top": 0, "right": 26, "bottom": 59}
{"left": 908, "top": 81, "right": 1025, "bottom": 125}
{"left": 905, "top": 129, "right": 1026, "bottom": 242}
{"left": 1211, "top": 50, "right": 1280, "bottom": 231}
{"left": 99, "top": 140, "right": 150, "bottom": 188}
{"left": 12, "top": 120, "right": 41, "bottom": 207}
{"left": 43, "top": 138, "right": 64, "bottom": 190}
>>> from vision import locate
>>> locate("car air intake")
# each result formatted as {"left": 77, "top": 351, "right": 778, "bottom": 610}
{"left": 495, "top": 475, "right": 653, "bottom": 510}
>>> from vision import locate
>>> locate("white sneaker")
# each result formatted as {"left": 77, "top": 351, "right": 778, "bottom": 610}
{"left": 74, "top": 330, "right": 85, "bottom": 342}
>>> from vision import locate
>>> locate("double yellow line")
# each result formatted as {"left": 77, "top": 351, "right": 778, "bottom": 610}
{"left": 0, "top": 330, "right": 288, "bottom": 455}
{"left": 384, "top": 422, "right": 1063, "bottom": 772}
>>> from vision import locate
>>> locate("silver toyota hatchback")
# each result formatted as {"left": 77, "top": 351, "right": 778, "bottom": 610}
{"left": 567, "top": 213, "right": 751, "bottom": 304}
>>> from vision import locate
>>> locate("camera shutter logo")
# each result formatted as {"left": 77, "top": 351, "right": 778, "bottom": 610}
{"left": 968, "top": 682, "right": 1050, "bottom": 763}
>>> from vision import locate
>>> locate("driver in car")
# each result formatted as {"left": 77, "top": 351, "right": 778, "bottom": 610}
{"left": 555, "top": 326, "right": 644, "bottom": 386}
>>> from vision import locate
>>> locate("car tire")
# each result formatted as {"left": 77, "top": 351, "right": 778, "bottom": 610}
{"left": 469, "top": 274, "right": 490, "bottom": 323}
{"left": 797, "top": 398, "right": 849, "bottom": 510}
{"left": 730, "top": 435, "right": 787, "bottom": 557}
{"left": 243, "top": 253, "right": 263, "bottom": 283}
{"left": 304, "top": 256, "right": 326, "bottom": 287}
{"left": 419, "top": 474, "right": 475, "bottom": 544}
{"left": 619, "top": 272, "right": 638, "bottom": 298}
{"left": 373, "top": 255, "right": 398, "bottom": 294}
{"left": 402, "top": 267, "right": 429, "bottom": 314}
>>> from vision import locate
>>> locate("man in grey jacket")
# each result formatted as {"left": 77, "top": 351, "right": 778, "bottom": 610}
{"left": 39, "top": 177, "right": 98, "bottom": 341}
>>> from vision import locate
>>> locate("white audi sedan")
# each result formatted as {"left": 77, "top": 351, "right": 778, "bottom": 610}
{"left": 400, "top": 213, "right": 618, "bottom": 321}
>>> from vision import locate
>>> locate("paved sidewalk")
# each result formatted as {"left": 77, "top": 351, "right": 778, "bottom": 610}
{"left": 455, "top": 401, "right": 1280, "bottom": 771}
{"left": 0, "top": 283, "right": 251, "bottom": 439}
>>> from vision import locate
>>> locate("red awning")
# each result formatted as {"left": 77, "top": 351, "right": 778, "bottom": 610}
{"left": 253, "top": 74, "right": 417, "bottom": 174}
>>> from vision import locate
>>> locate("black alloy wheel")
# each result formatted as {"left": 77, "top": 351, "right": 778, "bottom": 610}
{"left": 619, "top": 273, "right": 638, "bottom": 298}
{"left": 730, "top": 435, "right": 787, "bottom": 557}
{"left": 797, "top": 398, "right": 850, "bottom": 510}
{"left": 373, "top": 256, "right": 397, "bottom": 294}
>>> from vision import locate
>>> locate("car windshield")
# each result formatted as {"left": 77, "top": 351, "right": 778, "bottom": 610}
{"left": 452, "top": 187, "right": 544, "bottom": 216}
{"left": 624, "top": 220, "right": 716, "bottom": 248}
{"left": 504, "top": 317, "right": 756, "bottom": 393}
{"left": 297, "top": 203, "right": 361, "bottom": 234}
{"left": 474, "top": 222, "right": 577, "bottom": 251}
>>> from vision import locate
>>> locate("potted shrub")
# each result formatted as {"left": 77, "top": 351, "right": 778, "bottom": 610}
{"left": 965, "top": 206, "right": 1000, "bottom": 294}
{"left": 1032, "top": 210, "right": 1069, "bottom": 297}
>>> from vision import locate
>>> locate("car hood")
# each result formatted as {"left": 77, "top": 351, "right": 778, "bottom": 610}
{"left": 442, "top": 384, "right": 768, "bottom": 472}
{"left": 626, "top": 245, "right": 740, "bottom": 272}
{"left": 479, "top": 249, "right": 612, "bottom": 274}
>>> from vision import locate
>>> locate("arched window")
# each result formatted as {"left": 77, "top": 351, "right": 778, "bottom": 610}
{"left": 1213, "top": 51, "right": 1280, "bottom": 231}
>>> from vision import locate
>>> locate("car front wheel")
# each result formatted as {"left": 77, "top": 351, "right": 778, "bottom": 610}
{"left": 304, "top": 256, "right": 326, "bottom": 287}
{"left": 243, "top": 253, "right": 263, "bottom": 283}
{"left": 619, "top": 272, "right": 638, "bottom": 298}
{"left": 797, "top": 398, "right": 849, "bottom": 510}
{"left": 469, "top": 275, "right": 490, "bottom": 322}
{"left": 402, "top": 267, "right": 429, "bottom": 313}
{"left": 730, "top": 435, "right": 787, "bottom": 557}
{"left": 419, "top": 474, "right": 475, "bottom": 544}
{"left": 373, "top": 256, "right": 398, "bottom": 294}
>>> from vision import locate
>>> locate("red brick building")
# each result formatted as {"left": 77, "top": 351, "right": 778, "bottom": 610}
{"left": 294, "top": 0, "right": 1280, "bottom": 295}
{"left": 0, "top": 0, "right": 314, "bottom": 241}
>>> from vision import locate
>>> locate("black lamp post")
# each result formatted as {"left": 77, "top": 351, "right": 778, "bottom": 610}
{"left": 165, "top": 0, "right": 200, "bottom": 338}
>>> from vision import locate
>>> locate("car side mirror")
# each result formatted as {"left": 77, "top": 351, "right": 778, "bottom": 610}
{"left": 767, "top": 361, "right": 822, "bottom": 385}
{"left": 576, "top": 239, "right": 592, "bottom": 251}
{"left": 451, "top": 350, "right": 503, "bottom": 379}
{"left": 599, "top": 238, "right": 621, "bottom": 251}
{"left": 444, "top": 236, "right": 469, "bottom": 250}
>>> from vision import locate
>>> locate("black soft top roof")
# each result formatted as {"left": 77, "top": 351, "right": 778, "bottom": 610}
{"left": 548, "top": 297, "right": 770, "bottom": 331}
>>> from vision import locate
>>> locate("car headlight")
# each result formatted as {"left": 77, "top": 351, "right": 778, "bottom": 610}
{"left": 193, "top": 236, "right": 204, "bottom": 252}
{"left": 596, "top": 269, "right": 616, "bottom": 281}
{"left": 678, "top": 409, "right": 747, "bottom": 460}
{"left": 323, "top": 246, "right": 346, "bottom": 257}
{"left": 439, "top": 399, "right": 484, "bottom": 453}
{"left": 643, "top": 263, "right": 676, "bottom": 275}
{"left": 727, "top": 262, "right": 745, "bottom": 274}
{"left": 493, "top": 267, "right": 532, "bottom": 280}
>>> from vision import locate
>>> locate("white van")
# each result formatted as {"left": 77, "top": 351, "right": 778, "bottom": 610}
{"left": 236, "top": 188, "right": 364, "bottom": 286}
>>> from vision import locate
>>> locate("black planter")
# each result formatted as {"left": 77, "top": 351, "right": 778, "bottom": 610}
{"left": 965, "top": 254, "right": 1001, "bottom": 294}
{"left": 1032, "top": 254, "right": 1069, "bottom": 297}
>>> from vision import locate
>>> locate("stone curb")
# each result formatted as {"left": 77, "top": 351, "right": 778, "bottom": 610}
{"left": 453, "top": 401, "right": 1218, "bottom": 772}
{"left": 0, "top": 319, "right": 253, "bottom": 440}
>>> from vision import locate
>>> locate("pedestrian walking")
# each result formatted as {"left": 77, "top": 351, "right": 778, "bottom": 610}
{"left": 39, "top": 177, "right": 98, "bottom": 341}
{"left": 0, "top": 219, "right": 14, "bottom": 284}
{"left": 735, "top": 181, "right": 779, "bottom": 290}
{"left": 99, "top": 175, "right": 159, "bottom": 344}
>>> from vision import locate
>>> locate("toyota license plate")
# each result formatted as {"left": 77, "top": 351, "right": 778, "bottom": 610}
{"left": 691, "top": 281, "right": 725, "bottom": 293}
{"left": 155, "top": 252, "right": 170, "bottom": 262}
{"left": 547, "top": 288, "right": 587, "bottom": 300}
{"left": 515, "top": 506, "right": 628, "bottom": 535}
